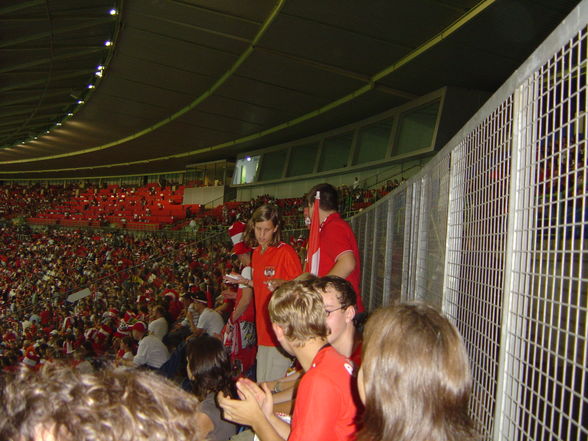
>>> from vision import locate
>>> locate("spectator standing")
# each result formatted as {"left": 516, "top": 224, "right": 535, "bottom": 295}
{"left": 305, "top": 183, "right": 364, "bottom": 312}
{"left": 223, "top": 221, "right": 257, "bottom": 376}
{"left": 241, "top": 204, "right": 302, "bottom": 382}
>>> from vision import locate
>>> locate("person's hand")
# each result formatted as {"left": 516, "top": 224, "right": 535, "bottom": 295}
{"left": 218, "top": 382, "right": 266, "bottom": 426}
{"left": 265, "top": 278, "right": 286, "bottom": 292}
{"left": 223, "top": 273, "right": 247, "bottom": 285}
{"left": 236, "top": 378, "right": 274, "bottom": 418}
{"left": 220, "top": 288, "right": 237, "bottom": 300}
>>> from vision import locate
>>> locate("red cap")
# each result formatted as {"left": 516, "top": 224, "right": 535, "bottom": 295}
{"left": 130, "top": 321, "right": 146, "bottom": 333}
{"left": 229, "top": 221, "right": 251, "bottom": 255}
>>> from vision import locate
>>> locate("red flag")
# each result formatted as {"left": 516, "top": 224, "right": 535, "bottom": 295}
{"left": 305, "top": 191, "right": 321, "bottom": 274}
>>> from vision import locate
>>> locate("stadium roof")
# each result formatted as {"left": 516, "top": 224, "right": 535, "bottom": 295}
{"left": 0, "top": 0, "right": 581, "bottom": 179}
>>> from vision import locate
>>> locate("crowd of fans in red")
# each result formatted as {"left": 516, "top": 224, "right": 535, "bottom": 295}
{"left": 0, "top": 178, "right": 402, "bottom": 373}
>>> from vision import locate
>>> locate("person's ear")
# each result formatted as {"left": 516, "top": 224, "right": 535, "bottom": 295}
{"left": 272, "top": 322, "right": 284, "bottom": 340}
{"left": 344, "top": 305, "right": 356, "bottom": 323}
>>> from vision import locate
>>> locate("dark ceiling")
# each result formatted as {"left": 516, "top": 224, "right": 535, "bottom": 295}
{"left": 0, "top": 0, "right": 581, "bottom": 180}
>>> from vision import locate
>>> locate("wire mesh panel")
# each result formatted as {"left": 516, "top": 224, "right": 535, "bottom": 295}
{"left": 370, "top": 200, "right": 390, "bottom": 309}
{"left": 348, "top": 4, "right": 587, "bottom": 440}
{"left": 414, "top": 153, "right": 451, "bottom": 308}
{"left": 445, "top": 97, "right": 514, "bottom": 438}
{"left": 388, "top": 189, "right": 407, "bottom": 304}
{"left": 402, "top": 180, "right": 422, "bottom": 302}
{"left": 497, "top": 25, "right": 588, "bottom": 441}
{"left": 362, "top": 209, "right": 375, "bottom": 307}
{"left": 352, "top": 213, "right": 367, "bottom": 297}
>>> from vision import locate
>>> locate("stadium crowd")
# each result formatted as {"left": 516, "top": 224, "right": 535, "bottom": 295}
{"left": 0, "top": 178, "right": 476, "bottom": 441}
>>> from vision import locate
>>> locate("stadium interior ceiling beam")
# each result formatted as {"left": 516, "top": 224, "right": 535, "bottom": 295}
{"left": 130, "top": 26, "right": 242, "bottom": 57}
{"left": 0, "top": 105, "right": 73, "bottom": 120}
{"left": 0, "top": 0, "right": 45, "bottom": 15}
{"left": 0, "top": 48, "right": 107, "bottom": 74}
{"left": 133, "top": 11, "right": 253, "bottom": 44}
{"left": 427, "top": 0, "right": 469, "bottom": 13}
{"left": 169, "top": 0, "right": 263, "bottom": 25}
{"left": 252, "top": 47, "right": 416, "bottom": 99}
{"left": 0, "top": 17, "right": 116, "bottom": 49}
{"left": 0, "top": 69, "right": 97, "bottom": 92}
{"left": 1, "top": 90, "right": 74, "bottom": 106}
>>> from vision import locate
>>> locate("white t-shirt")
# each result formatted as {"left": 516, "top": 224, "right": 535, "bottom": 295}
{"left": 134, "top": 335, "right": 169, "bottom": 369}
{"left": 148, "top": 316, "right": 168, "bottom": 340}
{"left": 197, "top": 307, "right": 224, "bottom": 337}
{"left": 239, "top": 266, "right": 252, "bottom": 289}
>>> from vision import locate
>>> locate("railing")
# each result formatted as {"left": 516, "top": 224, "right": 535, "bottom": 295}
{"left": 350, "top": 3, "right": 587, "bottom": 440}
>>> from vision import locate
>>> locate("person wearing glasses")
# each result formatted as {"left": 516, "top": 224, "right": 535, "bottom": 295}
{"left": 265, "top": 275, "right": 362, "bottom": 414}
{"left": 218, "top": 280, "right": 359, "bottom": 441}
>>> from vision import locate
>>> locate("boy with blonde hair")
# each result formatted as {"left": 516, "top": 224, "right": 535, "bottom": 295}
{"left": 219, "top": 281, "right": 359, "bottom": 441}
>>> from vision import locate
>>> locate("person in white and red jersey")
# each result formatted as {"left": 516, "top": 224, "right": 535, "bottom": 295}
{"left": 222, "top": 221, "right": 256, "bottom": 376}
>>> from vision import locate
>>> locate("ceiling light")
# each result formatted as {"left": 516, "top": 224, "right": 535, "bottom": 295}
{"left": 109, "top": 8, "right": 118, "bottom": 15}
{"left": 105, "top": 40, "right": 112, "bottom": 47}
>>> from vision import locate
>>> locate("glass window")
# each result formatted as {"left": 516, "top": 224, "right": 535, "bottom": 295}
{"left": 287, "top": 142, "right": 319, "bottom": 177}
{"left": 258, "top": 150, "right": 285, "bottom": 181}
{"left": 319, "top": 132, "right": 353, "bottom": 172}
{"left": 232, "top": 155, "right": 260, "bottom": 184}
{"left": 354, "top": 119, "right": 393, "bottom": 164}
{"left": 394, "top": 100, "right": 440, "bottom": 156}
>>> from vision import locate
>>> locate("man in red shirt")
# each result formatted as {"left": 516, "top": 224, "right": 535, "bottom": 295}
{"left": 305, "top": 183, "right": 364, "bottom": 312}
{"left": 219, "top": 280, "right": 359, "bottom": 441}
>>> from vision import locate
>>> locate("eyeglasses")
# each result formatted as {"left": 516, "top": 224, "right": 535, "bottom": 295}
{"left": 325, "top": 306, "right": 345, "bottom": 316}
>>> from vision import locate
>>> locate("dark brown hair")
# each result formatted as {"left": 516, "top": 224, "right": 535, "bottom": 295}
{"left": 358, "top": 302, "right": 477, "bottom": 441}
{"left": 307, "top": 275, "right": 357, "bottom": 309}
{"left": 306, "top": 183, "right": 339, "bottom": 211}
{"left": 243, "top": 204, "right": 282, "bottom": 248}
{"left": 186, "top": 335, "right": 234, "bottom": 401}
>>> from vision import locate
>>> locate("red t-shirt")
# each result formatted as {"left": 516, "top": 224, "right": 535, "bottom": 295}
{"left": 289, "top": 345, "right": 359, "bottom": 441}
{"left": 349, "top": 340, "right": 362, "bottom": 368}
{"left": 252, "top": 242, "right": 302, "bottom": 346}
{"left": 318, "top": 213, "right": 364, "bottom": 312}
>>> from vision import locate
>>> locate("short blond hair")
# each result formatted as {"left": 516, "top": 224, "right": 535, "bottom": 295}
{"left": 268, "top": 281, "right": 328, "bottom": 346}
{"left": 0, "top": 363, "right": 204, "bottom": 441}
